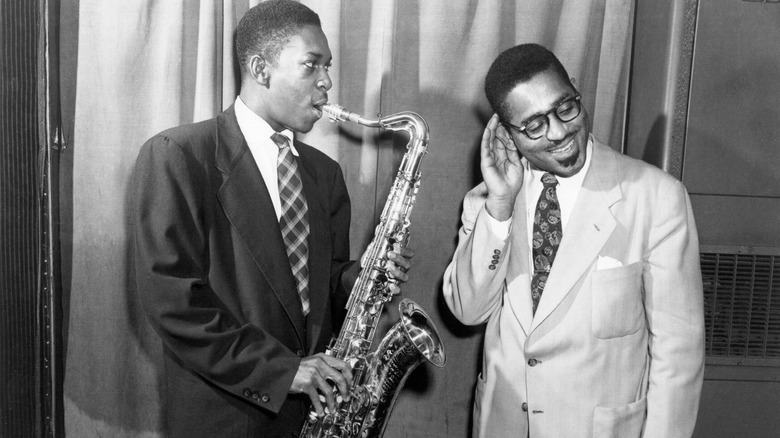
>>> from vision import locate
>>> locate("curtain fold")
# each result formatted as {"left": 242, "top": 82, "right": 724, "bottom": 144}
{"left": 63, "top": 1, "right": 634, "bottom": 436}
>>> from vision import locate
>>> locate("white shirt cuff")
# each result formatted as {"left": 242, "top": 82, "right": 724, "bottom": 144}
{"left": 485, "top": 209, "right": 512, "bottom": 239}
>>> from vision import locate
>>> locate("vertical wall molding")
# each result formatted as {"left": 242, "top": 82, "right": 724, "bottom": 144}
{"left": 624, "top": 0, "right": 699, "bottom": 179}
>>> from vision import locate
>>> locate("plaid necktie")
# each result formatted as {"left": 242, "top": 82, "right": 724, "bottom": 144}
{"left": 271, "top": 133, "right": 310, "bottom": 316}
{"left": 531, "top": 173, "right": 562, "bottom": 315}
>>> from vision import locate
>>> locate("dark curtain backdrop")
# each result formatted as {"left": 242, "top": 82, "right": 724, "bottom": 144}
{"left": 62, "top": 1, "right": 634, "bottom": 436}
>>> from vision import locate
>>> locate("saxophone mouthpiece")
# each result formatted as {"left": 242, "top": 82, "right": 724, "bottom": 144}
{"left": 322, "top": 103, "right": 348, "bottom": 123}
{"left": 320, "top": 103, "right": 382, "bottom": 127}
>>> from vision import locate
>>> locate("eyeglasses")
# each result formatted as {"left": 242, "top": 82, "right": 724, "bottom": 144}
{"left": 503, "top": 94, "right": 582, "bottom": 140}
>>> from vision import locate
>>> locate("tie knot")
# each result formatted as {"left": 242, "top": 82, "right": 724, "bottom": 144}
{"left": 541, "top": 172, "right": 558, "bottom": 187}
{"left": 271, "top": 133, "right": 290, "bottom": 149}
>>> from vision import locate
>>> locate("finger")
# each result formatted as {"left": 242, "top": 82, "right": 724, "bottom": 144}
{"left": 322, "top": 372, "right": 348, "bottom": 406}
{"left": 307, "top": 386, "right": 324, "bottom": 416}
{"left": 387, "top": 283, "right": 402, "bottom": 296}
{"left": 319, "top": 354, "right": 351, "bottom": 373}
{"left": 388, "top": 267, "right": 409, "bottom": 283}
{"left": 321, "top": 390, "right": 336, "bottom": 416}
{"left": 485, "top": 115, "right": 500, "bottom": 142}
{"left": 392, "top": 263, "right": 410, "bottom": 277}
{"left": 385, "top": 255, "right": 410, "bottom": 281}
{"left": 481, "top": 115, "right": 500, "bottom": 159}
{"left": 337, "top": 359, "right": 354, "bottom": 386}
{"left": 493, "top": 135, "right": 508, "bottom": 162}
{"left": 387, "top": 251, "right": 411, "bottom": 271}
{"left": 309, "top": 372, "right": 338, "bottom": 415}
{"left": 487, "top": 113, "right": 501, "bottom": 130}
{"left": 397, "top": 246, "right": 415, "bottom": 258}
{"left": 319, "top": 356, "right": 353, "bottom": 400}
{"left": 480, "top": 137, "right": 493, "bottom": 164}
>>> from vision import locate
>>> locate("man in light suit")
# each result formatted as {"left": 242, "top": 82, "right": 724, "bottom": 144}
{"left": 133, "top": 1, "right": 411, "bottom": 436}
{"left": 443, "top": 44, "right": 704, "bottom": 437}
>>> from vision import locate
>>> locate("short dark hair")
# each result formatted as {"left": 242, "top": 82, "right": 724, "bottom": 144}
{"left": 484, "top": 43, "right": 573, "bottom": 122}
{"left": 234, "top": 0, "right": 321, "bottom": 76}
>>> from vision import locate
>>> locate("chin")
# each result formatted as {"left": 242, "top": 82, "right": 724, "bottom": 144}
{"left": 559, "top": 151, "right": 582, "bottom": 169}
{"left": 553, "top": 152, "right": 586, "bottom": 176}
{"left": 290, "top": 120, "right": 317, "bottom": 134}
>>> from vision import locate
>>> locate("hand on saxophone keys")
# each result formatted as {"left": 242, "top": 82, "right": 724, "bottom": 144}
{"left": 290, "top": 353, "right": 353, "bottom": 417}
{"left": 359, "top": 243, "right": 415, "bottom": 296}
{"left": 385, "top": 247, "right": 414, "bottom": 290}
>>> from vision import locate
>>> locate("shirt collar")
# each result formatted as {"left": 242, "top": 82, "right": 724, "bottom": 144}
{"left": 234, "top": 96, "right": 298, "bottom": 156}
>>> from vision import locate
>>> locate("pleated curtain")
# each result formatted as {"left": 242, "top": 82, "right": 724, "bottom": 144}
{"left": 63, "top": 1, "right": 634, "bottom": 436}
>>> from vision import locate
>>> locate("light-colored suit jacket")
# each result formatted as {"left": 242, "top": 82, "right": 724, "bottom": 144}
{"left": 443, "top": 139, "right": 704, "bottom": 438}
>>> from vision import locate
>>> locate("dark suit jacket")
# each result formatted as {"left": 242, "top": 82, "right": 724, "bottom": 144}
{"left": 132, "top": 105, "right": 358, "bottom": 437}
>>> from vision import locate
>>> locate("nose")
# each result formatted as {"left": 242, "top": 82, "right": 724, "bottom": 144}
{"left": 545, "top": 114, "right": 567, "bottom": 141}
{"left": 318, "top": 69, "right": 332, "bottom": 91}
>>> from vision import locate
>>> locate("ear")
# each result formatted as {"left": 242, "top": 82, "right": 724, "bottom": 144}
{"left": 248, "top": 55, "right": 270, "bottom": 86}
{"left": 496, "top": 124, "right": 519, "bottom": 151}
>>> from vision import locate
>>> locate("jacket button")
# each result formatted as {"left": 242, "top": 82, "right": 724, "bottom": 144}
{"left": 243, "top": 388, "right": 251, "bottom": 397}
{"left": 527, "top": 358, "right": 538, "bottom": 367}
{"left": 488, "top": 265, "right": 496, "bottom": 270}
{"left": 251, "top": 392, "right": 259, "bottom": 400}
{"left": 494, "top": 249, "right": 501, "bottom": 255}
{"left": 261, "top": 394, "right": 270, "bottom": 403}
{"left": 522, "top": 402, "right": 528, "bottom": 412}
{"left": 296, "top": 349, "right": 304, "bottom": 358}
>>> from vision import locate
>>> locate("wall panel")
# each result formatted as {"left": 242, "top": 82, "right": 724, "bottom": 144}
{"left": 628, "top": 0, "right": 780, "bottom": 435}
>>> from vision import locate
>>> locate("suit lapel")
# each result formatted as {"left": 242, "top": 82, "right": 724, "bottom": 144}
{"left": 530, "top": 140, "right": 622, "bottom": 333}
{"left": 214, "top": 106, "right": 306, "bottom": 346}
{"left": 506, "top": 187, "right": 534, "bottom": 335}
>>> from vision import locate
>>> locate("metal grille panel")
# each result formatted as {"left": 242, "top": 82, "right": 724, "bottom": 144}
{"left": 702, "top": 251, "right": 780, "bottom": 365}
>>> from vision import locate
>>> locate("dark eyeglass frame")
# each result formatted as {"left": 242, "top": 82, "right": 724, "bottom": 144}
{"left": 502, "top": 94, "right": 582, "bottom": 140}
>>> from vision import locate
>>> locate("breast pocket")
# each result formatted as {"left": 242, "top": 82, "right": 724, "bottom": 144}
{"left": 591, "top": 261, "right": 644, "bottom": 339}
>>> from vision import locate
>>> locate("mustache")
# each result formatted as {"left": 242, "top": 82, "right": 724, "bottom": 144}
{"left": 551, "top": 131, "right": 577, "bottom": 148}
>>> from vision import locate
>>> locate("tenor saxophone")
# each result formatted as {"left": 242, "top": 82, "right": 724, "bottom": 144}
{"left": 299, "top": 104, "right": 446, "bottom": 438}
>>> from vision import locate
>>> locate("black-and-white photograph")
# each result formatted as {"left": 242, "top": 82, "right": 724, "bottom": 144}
{"left": 1, "top": 0, "right": 778, "bottom": 437}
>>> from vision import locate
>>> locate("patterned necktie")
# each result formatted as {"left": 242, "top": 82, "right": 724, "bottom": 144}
{"left": 531, "top": 173, "right": 562, "bottom": 315}
{"left": 271, "top": 133, "right": 310, "bottom": 316}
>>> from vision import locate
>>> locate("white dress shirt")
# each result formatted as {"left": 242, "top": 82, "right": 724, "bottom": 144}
{"left": 234, "top": 96, "right": 298, "bottom": 221}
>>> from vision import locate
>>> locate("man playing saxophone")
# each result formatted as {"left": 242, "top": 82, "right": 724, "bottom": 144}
{"left": 132, "top": 1, "right": 412, "bottom": 436}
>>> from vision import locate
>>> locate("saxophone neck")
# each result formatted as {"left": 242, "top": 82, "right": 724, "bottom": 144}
{"left": 322, "top": 103, "right": 429, "bottom": 142}
{"left": 378, "top": 112, "right": 429, "bottom": 143}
